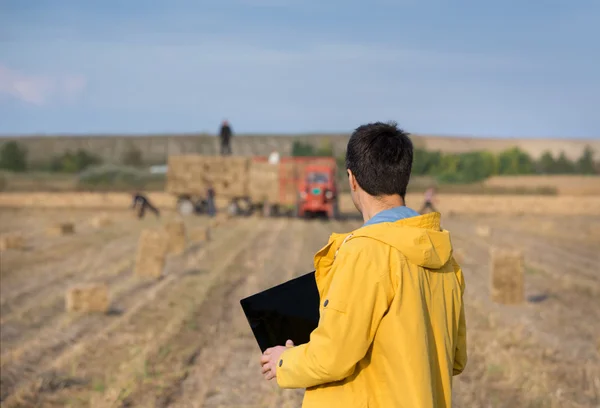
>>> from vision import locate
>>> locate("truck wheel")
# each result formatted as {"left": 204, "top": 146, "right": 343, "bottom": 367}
{"left": 228, "top": 200, "right": 239, "bottom": 216}
{"left": 263, "top": 202, "right": 273, "bottom": 217}
{"left": 177, "top": 199, "right": 195, "bottom": 216}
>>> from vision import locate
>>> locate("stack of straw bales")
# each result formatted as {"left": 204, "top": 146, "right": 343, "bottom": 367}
{"left": 65, "top": 283, "right": 110, "bottom": 313}
{"left": 0, "top": 233, "right": 25, "bottom": 251}
{"left": 134, "top": 229, "right": 168, "bottom": 278}
{"left": 166, "top": 155, "right": 250, "bottom": 198}
{"left": 46, "top": 223, "right": 75, "bottom": 236}
{"left": 164, "top": 220, "right": 187, "bottom": 255}
{"left": 490, "top": 248, "right": 525, "bottom": 304}
{"left": 248, "top": 162, "right": 280, "bottom": 203}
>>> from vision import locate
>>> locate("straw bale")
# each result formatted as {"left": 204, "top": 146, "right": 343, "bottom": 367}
{"left": 90, "top": 213, "right": 112, "bottom": 228}
{"left": 166, "top": 155, "right": 251, "bottom": 197}
{"left": 476, "top": 225, "right": 491, "bottom": 237}
{"left": 46, "top": 223, "right": 75, "bottom": 236}
{"left": 66, "top": 283, "right": 109, "bottom": 313}
{"left": 0, "top": 233, "right": 25, "bottom": 251}
{"left": 490, "top": 248, "right": 525, "bottom": 304}
{"left": 164, "top": 220, "right": 187, "bottom": 255}
{"left": 134, "top": 229, "right": 168, "bottom": 278}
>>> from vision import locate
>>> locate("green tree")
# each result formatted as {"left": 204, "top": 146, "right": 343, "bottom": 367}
{"left": 316, "top": 140, "right": 334, "bottom": 156}
{"left": 49, "top": 149, "right": 102, "bottom": 173}
{"left": 291, "top": 141, "right": 316, "bottom": 157}
{"left": 576, "top": 146, "right": 596, "bottom": 174}
{"left": 0, "top": 141, "right": 28, "bottom": 172}
{"left": 537, "top": 151, "right": 557, "bottom": 174}
{"left": 554, "top": 152, "right": 575, "bottom": 174}
{"left": 121, "top": 144, "right": 144, "bottom": 167}
{"left": 497, "top": 147, "right": 534, "bottom": 175}
{"left": 412, "top": 149, "right": 443, "bottom": 176}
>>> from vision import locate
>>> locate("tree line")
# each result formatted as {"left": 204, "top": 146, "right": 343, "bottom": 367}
{"left": 292, "top": 141, "right": 598, "bottom": 184}
{"left": 0, "top": 141, "right": 144, "bottom": 173}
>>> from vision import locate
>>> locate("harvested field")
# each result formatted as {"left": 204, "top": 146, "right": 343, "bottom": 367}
{"left": 0, "top": 204, "right": 599, "bottom": 407}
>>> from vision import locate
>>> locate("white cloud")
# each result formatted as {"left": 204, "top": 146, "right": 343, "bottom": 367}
{"left": 0, "top": 64, "right": 87, "bottom": 105}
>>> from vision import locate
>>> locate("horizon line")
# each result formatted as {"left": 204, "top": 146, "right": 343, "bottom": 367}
{"left": 0, "top": 131, "right": 598, "bottom": 141}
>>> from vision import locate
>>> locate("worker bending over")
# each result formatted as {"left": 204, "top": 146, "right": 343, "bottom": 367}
{"left": 260, "top": 122, "right": 467, "bottom": 407}
{"left": 131, "top": 192, "right": 160, "bottom": 219}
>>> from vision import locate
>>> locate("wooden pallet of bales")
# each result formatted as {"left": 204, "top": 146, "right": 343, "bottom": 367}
{"left": 66, "top": 283, "right": 110, "bottom": 313}
{"left": 490, "top": 247, "right": 525, "bottom": 304}
{"left": 46, "top": 223, "right": 75, "bottom": 237}
{"left": 164, "top": 220, "right": 187, "bottom": 255}
{"left": 134, "top": 229, "right": 168, "bottom": 278}
{"left": 0, "top": 233, "right": 25, "bottom": 251}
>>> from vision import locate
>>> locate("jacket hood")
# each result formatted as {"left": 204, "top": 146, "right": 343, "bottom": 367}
{"left": 353, "top": 212, "right": 453, "bottom": 269}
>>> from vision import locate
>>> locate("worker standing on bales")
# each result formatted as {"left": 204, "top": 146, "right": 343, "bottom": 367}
{"left": 219, "top": 119, "right": 233, "bottom": 156}
{"left": 260, "top": 122, "right": 467, "bottom": 407}
{"left": 131, "top": 192, "right": 160, "bottom": 219}
{"left": 420, "top": 185, "right": 438, "bottom": 214}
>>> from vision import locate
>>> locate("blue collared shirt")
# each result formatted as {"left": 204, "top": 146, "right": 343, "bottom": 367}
{"left": 362, "top": 206, "right": 420, "bottom": 227}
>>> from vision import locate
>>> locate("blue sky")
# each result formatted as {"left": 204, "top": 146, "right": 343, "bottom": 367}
{"left": 0, "top": 0, "right": 599, "bottom": 138}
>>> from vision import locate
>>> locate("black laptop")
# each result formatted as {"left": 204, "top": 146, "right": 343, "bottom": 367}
{"left": 240, "top": 271, "right": 321, "bottom": 353}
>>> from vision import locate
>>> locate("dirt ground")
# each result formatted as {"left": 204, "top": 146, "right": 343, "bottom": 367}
{"left": 1, "top": 206, "right": 599, "bottom": 408}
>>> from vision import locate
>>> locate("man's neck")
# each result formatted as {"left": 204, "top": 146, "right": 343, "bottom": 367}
{"left": 362, "top": 195, "right": 405, "bottom": 223}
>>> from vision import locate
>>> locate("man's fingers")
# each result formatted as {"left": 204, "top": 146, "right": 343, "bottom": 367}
{"left": 260, "top": 354, "right": 270, "bottom": 364}
{"left": 285, "top": 339, "right": 294, "bottom": 347}
{"left": 261, "top": 364, "right": 271, "bottom": 374}
{"left": 263, "top": 348, "right": 272, "bottom": 355}
{"left": 265, "top": 370, "right": 276, "bottom": 381}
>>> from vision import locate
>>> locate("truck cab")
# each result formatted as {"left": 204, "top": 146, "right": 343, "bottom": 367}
{"left": 297, "top": 163, "right": 339, "bottom": 219}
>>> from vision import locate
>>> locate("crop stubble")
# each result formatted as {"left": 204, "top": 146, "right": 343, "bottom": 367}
{"left": 0, "top": 207, "right": 598, "bottom": 407}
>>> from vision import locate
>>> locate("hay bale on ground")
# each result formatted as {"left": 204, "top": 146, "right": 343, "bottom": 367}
{"left": 0, "top": 233, "right": 25, "bottom": 251}
{"left": 90, "top": 213, "right": 112, "bottom": 228}
{"left": 476, "top": 225, "right": 491, "bottom": 237}
{"left": 490, "top": 248, "right": 525, "bottom": 305}
{"left": 164, "top": 220, "right": 187, "bottom": 255}
{"left": 134, "top": 229, "right": 168, "bottom": 278}
{"left": 47, "top": 223, "right": 75, "bottom": 237}
{"left": 66, "top": 283, "right": 109, "bottom": 313}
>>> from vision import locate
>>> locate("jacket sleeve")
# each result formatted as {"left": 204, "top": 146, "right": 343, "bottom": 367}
{"left": 276, "top": 239, "right": 392, "bottom": 389}
{"left": 453, "top": 263, "right": 467, "bottom": 375}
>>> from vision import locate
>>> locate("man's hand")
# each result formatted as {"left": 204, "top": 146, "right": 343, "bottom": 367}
{"left": 260, "top": 340, "right": 294, "bottom": 381}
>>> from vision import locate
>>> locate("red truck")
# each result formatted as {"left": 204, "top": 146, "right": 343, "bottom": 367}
{"left": 248, "top": 156, "right": 340, "bottom": 219}
{"left": 295, "top": 160, "right": 340, "bottom": 219}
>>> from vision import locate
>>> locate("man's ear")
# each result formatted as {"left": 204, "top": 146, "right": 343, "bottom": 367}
{"left": 347, "top": 169, "right": 357, "bottom": 192}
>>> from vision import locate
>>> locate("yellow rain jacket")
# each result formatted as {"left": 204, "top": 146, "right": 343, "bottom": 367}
{"left": 276, "top": 212, "right": 467, "bottom": 407}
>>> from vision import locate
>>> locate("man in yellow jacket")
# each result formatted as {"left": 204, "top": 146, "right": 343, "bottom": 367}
{"left": 260, "top": 122, "right": 467, "bottom": 407}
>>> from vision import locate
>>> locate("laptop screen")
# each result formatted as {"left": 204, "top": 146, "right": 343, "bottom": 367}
{"left": 240, "top": 271, "right": 320, "bottom": 353}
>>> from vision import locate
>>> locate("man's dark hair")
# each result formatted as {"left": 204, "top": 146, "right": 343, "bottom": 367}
{"left": 346, "top": 121, "right": 413, "bottom": 198}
